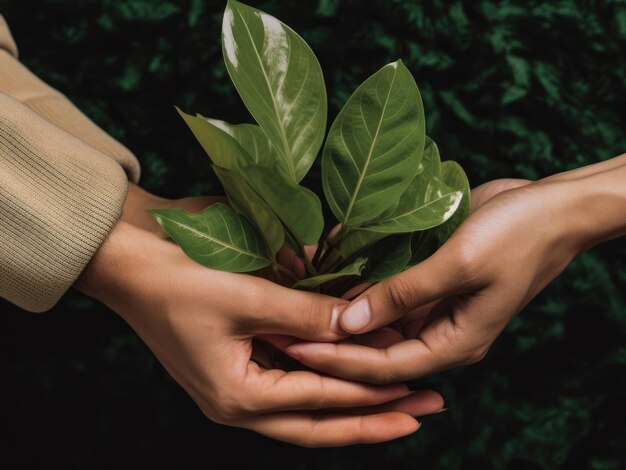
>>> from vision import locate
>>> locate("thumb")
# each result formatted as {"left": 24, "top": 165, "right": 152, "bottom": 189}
{"left": 242, "top": 278, "right": 348, "bottom": 342}
{"left": 338, "top": 254, "right": 463, "bottom": 334}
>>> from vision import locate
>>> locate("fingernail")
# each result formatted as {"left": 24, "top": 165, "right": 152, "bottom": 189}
{"left": 330, "top": 305, "right": 343, "bottom": 335}
{"left": 433, "top": 408, "right": 448, "bottom": 414}
{"left": 341, "top": 298, "right": 372, "bottom": 332}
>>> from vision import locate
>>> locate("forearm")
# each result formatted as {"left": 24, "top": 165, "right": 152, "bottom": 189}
{"left": 577, "top": 159, "right": 626, "bottom": 244}
{"left": 74, "top": 219, "right": 182, "bottom": 315}
{"left": 543, "top": 153, "right": 626, "bottom": 184}
{"left": 546, "top": 154, "right": 626, "bottom": 252}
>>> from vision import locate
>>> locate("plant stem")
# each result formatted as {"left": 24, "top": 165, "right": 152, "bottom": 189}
{"left": 284, "top": 228, "right": 318, "bottom": 277}
{"left": 301, "top": 248, "right": 318, "bottom": 277}
{"left": 326, "top": 226, "right": 346, "bottom": 247}
{"left": 323, "top": 255, "right": 346, "bottom": 274}
{"left": 316, "top": 226, "right": 350, "bottom": 271}
{"left": 311, "top": 239, "right": 325, "bottom": 267}
{"left": 272, "top": 262, "right": 298, "bottom": 282}
{"left": 318, "top": 249, "right": 342, "bottom": 274}
{"left": 316, "top": 246, "right": 334, "bottom": 273}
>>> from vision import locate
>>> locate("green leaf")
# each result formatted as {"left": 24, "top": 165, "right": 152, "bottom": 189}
{"left": 322, "top": 60, "right": 426, "bottom": 227}
{"left": 339, "top": 136, "right": 441, "bottom": 257}
{"left": 434, "top": 160, "right": 471, "bottom": 244}
{"left": 241, "top": 161, "right": 324, "bottom": 245}
{"left": 340, "top": 229, "right": 386, "bottom": 259}
{"left": 177, "top": 108, "right": 253, "bottom": 170}
{"left": 407, "top": 161, "right": 471, "bottom": 266}
{"left": 292, "top": 258, "right": 367, "bottom": 289}
{"left": 212, "top": 166, "right": 284, "bottom": 256}
{"left": 417, "top": 136, "right": 441, "bottom": 179}
{"left": 222, "top": 0, "right": 327, "bottom": 181}
{"left": 360, "top": 176, "right": 462, "bottom": 234}
{"left": 149, "top": 203, "right": 271, "bottom": 272}
{"left": 360, "top": 135, "right": 461, "bottom": 233}
{"left": 199, "top": 116, "right": 273, "bottom": 165}
{"left": 364, "top": 234, "right": 412, "bottom": 281}
{"left": 178, "top": 108, "right": 323, "bottom": 245}
{"left": 178, "top": 109, "right": 284, "bottom": 255}
{"left": 407, "top": 229, "right": 437, "bottom": 266}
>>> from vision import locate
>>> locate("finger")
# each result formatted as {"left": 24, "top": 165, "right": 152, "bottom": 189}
{"left": 241, "top": 411, "right": 419, "bottom": 447}
{"left": 352, "top": 327, "right": 405, "bottom": 349}
{"left": 276, "top": 246, "right": 307, "bottom": 279}
{"left": 470, "top": 179, "right": 531, "bottom": 212}
{"left": 256, "top": 334, "right": 300, "bottom": 350}
{"left": 287, "top": 307, "right": 470, "bottom": 384}
{"left": 285, "top": 339, "right": 449, "bottom": 384}
{"left": 337, "top": 252, "right": 469, "bottom": 335}
{"left": 342, "top": 281, "right": 374, "bottom": 300}
{"left": 303, "top": 243, "right": 317, "bottom": 261}
{"left": 287, "top": 295, "right": 499, "bottom": 384}
{"left": 246, "top": 364, "right": 412, "bottom": 412}
{"left": 348, "top": 390, "right": 444, "bottom": 417}
{"left": 236, "top": 278, "right": 348, "bottom": 341}
{"left": 399, "top": 299, "right": 444, "bottom": 338}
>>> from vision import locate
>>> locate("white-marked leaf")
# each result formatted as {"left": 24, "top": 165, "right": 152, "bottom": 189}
{"left": 434, "top": 160, "right": 470, "bottom": 244}
{"left": 223, "top": 0, "right": 326, "bottom": 181}
{"left": 177, "top": 108, "right": 253, "bottom": 170}
{"left": 179, "top": 108, "right": 323, "bottom": 246}
{"left": 339, "top": 136, "right": 442, "bottom": 257}
{"left": 200, "top": 116, "right": 274, "bottom": 165}
{"left": 362, "top": 177, "right": 461, "bottom": 234}
{"left": 407, "top": 161, "right": 471, "bottom": 266}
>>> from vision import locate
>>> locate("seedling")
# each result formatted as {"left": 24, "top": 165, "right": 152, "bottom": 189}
{"left": 150, "top": 0, "right": 470, "bottom": 294}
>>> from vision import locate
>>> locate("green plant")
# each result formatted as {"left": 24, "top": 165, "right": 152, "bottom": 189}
{"left": 149, "top": 0, "right": 470, "bottom": 294}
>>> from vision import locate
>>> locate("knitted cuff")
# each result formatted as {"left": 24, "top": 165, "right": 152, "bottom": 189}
{"left": 0, "top": 93, "right": 129, "bottom": 312}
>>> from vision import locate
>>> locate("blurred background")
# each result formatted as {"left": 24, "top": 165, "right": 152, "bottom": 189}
{"left": 1, "top": 0, "right": 625, "bottom": 468}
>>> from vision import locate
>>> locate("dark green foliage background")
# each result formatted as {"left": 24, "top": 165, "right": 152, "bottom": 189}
{"left": 1, "top": 0, "right": 625, "bottom": 468}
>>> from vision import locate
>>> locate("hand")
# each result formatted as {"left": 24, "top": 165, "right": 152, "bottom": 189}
{"left": 120, "top": 183, "right": 306, "bottom": 285}
{"left": 74, "top": 221, "right": 444, "bottom": 446}
{"left": 282, "top": 159, "right": 626, "bottom": 384}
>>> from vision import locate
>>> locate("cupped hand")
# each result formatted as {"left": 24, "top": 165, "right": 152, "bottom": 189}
{"left": 279, "top": 177, "right": 593, "bottom": 384}
{"left": 75, "top": 221, "right": 444, "bottom": 446}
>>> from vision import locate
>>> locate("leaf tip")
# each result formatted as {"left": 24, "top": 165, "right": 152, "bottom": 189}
{"left": 146, "top": 208, "right": 164, "bottom": 224}
{"left": 174, "top": 105, "right": 190, "bottom": 120}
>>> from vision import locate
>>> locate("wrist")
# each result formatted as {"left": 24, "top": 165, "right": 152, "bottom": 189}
{"left": 121, "top": 183, "right": 172, "bottom": 233}
{"left": 74, "top": 219, "right": 181, "bottom": 312}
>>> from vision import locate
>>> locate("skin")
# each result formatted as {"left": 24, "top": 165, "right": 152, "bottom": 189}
{"left": 73, "top": 183, "right": 445, "bottom": 447}
{"left": 282, "top": 154, "right": 626, "bottom": 384}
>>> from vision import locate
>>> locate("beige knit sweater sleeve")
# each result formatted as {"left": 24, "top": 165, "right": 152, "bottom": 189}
{"left": 0, "top": 15, "right": 141, "bottom": 312}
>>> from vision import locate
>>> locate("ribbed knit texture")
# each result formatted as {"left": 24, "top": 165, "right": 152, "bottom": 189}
{"left": 0, "top": 16, "right": 140, "bottom": 182}
{"left": 0, "top": 93, "right": 129, "bottom": 312}
{"left": 0, "top": 16, "right": 137, "bottom": 312}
